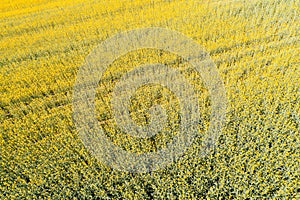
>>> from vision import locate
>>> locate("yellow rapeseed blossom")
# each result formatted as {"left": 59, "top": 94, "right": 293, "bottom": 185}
{"left": 1, "top": 0, "right": 299, "bottom": 199}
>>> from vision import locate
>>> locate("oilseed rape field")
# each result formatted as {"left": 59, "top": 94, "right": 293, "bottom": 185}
{"left": 1, "top": 0, "right": 299, "bottom": 199}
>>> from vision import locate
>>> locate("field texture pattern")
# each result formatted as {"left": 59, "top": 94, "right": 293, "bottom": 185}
{"left": 1, "top": 0, "right": 299, "bottom": 199}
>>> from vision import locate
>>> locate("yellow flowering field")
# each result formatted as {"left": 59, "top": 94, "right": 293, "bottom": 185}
{"left": 1, "top": 0, "right": 299, "bottom": 199}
